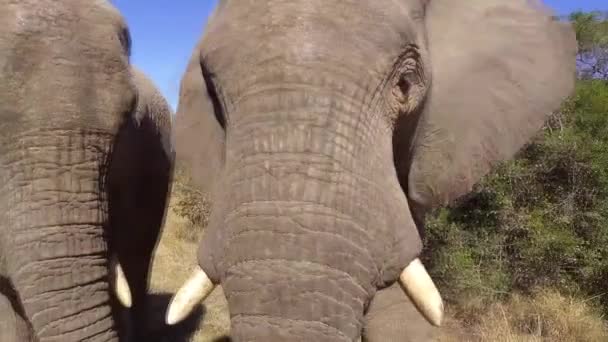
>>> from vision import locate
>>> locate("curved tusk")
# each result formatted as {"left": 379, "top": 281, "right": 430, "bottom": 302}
{"left": 110, "top": 256, "right": 132, "bottom": 308}
{"left": 398, "top": 258, "right": 444, "bottom": 327}
{"left": 166, "top": 267, "right": 215, "bottom": 325}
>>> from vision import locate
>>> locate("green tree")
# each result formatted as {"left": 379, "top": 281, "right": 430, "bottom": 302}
{"left": 570, "top": 11, "right": 608, "bottom": 79}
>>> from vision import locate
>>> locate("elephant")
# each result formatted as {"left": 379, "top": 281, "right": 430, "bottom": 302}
{"left": 167, "top": 0, "right": 577, "bottom": 341}
{"left": 107, "top": 66, "right": 175, "bottom": 341}
{"left": 0, "top": 1, "right": 174, "bottom": 341}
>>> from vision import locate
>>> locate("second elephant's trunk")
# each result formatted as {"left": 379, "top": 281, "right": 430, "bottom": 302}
{"left": 1, "top": 129, "right": 119, "bottom": 342}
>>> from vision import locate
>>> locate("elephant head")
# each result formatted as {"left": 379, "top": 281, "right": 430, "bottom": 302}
{"left": 0, "top": 1, "right": 172, "bottom": 341}
{"left": 168, "top": 0, "right": 576, "bottom": 340}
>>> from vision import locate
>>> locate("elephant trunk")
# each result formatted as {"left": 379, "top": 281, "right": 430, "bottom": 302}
{"left": 220, "top": 179, "right": 375, "bottom": 341}
{"left": 224, "top": 254, "right": 367, "bottom": 341}
{"left": 224, "top": 166, "right": 381, "bottom": 340}
{"left": 1, "top": 129, "right": 119, "bottom": 342}
{"left": 208, "top": 87, "right": 412, "bottom": 341}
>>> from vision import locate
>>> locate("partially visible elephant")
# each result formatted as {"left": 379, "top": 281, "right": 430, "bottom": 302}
{"left": 0, "top": 1, "right": 174, "bottom": 341}
{"left": 108, "top": 66, "right": 175, "bottom": 340}
{"left": 168, "top": 0, "right": 577, "bottom": 341}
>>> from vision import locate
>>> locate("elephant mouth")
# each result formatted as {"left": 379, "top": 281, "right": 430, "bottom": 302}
{"left": 165, "top": 257, "right": 444, "bottom": 327}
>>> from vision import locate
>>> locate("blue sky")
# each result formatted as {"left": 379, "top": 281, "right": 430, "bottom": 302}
{"left": 111, "top": 0, "right": 605, "bottom": 111}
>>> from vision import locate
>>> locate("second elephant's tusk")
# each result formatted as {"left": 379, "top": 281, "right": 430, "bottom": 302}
{"left": 110, "top": 256, "right": 132, "bottom": 308}
{"left": 166, "top": 267, "right": 215, "bottom": 325}
{"left": 398, "top": 258, "right": 444, "bottom": 327}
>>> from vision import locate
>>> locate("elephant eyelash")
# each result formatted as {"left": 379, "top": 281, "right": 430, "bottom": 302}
{"left": 118, "top": 27, "right": 132, "bottom": 58}
{"left": 200, "top": 59, "right": 226, "bottom": 130}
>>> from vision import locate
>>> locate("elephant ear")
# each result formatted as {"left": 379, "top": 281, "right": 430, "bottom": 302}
{"left": 406, "top": 0, "right": 577, "bottom": 210}
{"left": 174, "top": 37, "right": 226, "bottom": 196}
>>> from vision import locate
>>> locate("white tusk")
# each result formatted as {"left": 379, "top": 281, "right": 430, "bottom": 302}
{"left": 398, "top": 258, "right": 444, "bottom": 327}
{"left": 110, "top": 256, "right": 132, "bottom": 308}
{"left": 166, "top": 267, "right": 215, "bottom": 325}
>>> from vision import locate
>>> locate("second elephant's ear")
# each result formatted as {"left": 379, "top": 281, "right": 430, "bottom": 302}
{"left": 406, "top": 0, "right": 577, "bottom": 210}
{"left": 174, "top": 38, "right": 226, "bottom": 196}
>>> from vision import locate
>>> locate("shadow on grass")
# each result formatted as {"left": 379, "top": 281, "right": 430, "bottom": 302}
{"left": 143, "top": 293, "right": 231, "bottom": 342}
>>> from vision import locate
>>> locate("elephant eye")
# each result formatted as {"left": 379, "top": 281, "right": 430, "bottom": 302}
{"left": 200, "top": 59, "right": 226, "bottom": 130}
{"left": 397, "top": 77, "right": 412, "bottom": 101}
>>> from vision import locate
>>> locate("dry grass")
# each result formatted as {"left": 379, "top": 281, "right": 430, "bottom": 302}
{"left": 438, "top": 290, "right": 608, "bottom": 342}
{"left": 475, "top": 290, "right": 608, "bottom": 342}
{"left": 147, "top": 191, "right": 230, "bottom": 341}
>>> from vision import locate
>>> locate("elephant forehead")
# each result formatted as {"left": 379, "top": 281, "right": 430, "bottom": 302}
{"left": 200, "top": 0, "right": 423, "bottom": 83}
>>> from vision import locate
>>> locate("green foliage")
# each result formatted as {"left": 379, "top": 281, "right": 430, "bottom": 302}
{"left": 423, "top": 78, "right": 608, "bottom": 315}
{"left": 571, "top": 11, "right": 608, "bottom": 49}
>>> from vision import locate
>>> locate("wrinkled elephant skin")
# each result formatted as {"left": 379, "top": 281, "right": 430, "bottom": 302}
{"left": 0, "top": 1, "right": 174, "bottom": 341}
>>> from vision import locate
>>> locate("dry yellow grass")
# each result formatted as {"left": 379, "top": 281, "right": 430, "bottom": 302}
{"left": 437, "top": 290, "right": 608, "bottom": 342}
{"left": 148, "top": 185, "right": 608, "bottom": 341}
{"left": 147, "top": 193, "right": 230, "bottom": 341}
{"left": 473, "top": 290, "right": 608, "bottom": 342}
